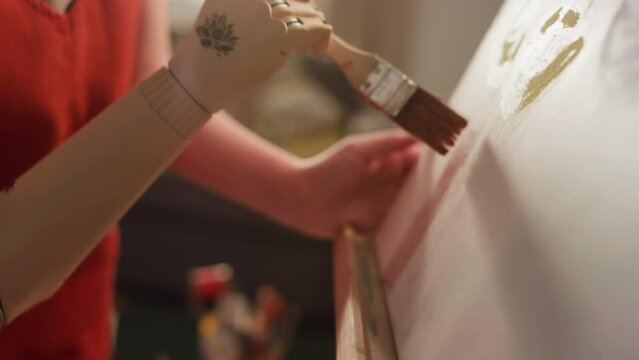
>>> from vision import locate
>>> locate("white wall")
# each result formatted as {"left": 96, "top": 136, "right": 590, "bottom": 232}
{"left": 323, "top": 0, "right": 504, "bottom": 98}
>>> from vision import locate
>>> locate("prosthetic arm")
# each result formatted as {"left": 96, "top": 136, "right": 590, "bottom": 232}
{"left": 0, "top": 0, "right": 330, "bottom": 325}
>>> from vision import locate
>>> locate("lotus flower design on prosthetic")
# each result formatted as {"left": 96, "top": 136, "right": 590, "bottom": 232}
{"left": 197, "top": 14, "right": 240, "bottom": 56}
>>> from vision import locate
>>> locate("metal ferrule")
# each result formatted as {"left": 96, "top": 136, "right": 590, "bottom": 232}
{"left": 359, "top": 61, "right": 418, "bottom": 117}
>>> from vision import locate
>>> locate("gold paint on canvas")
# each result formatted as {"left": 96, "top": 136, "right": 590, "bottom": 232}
{"left": 541, "top": 7, "right": 562, "bottom": 33}
{"left": 562, "top": 9, "right": 581, "bottom": 28}
{"left": 517, "top": 37, "right": 585, "bottom": 111}
{"left": 499, "top": 34, "right": 525, "bottom": 64}
{"left": 518, "top": 7, "right": 584, "bottom": 112}
{"left": 497, "top": 4, "right": 588, "bottom": 113}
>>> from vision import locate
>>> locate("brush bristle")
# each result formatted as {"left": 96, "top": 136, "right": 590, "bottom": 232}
{"left": 390, "top": 88, "right": 468, "bottom": 155}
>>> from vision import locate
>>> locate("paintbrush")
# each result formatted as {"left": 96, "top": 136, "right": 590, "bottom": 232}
{"left": 269, "top": 0, "right": 466, "bottom": 153}
{"left": 326, "top": 35, "right": 468, "bottom": 155}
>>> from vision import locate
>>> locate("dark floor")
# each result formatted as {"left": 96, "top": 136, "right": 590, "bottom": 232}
{"left": 115, "top": 173, "right": 336, "bottom": 359}
{"left": 114, "top": 290, "right": 335, "bottom": 360}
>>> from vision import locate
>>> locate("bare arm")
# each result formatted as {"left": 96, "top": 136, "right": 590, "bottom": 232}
{"left": 171, "top": 113, "right": 306, "bottom": 231}
{"left": 134, "top": 0, "right": 172, "bottom": 81}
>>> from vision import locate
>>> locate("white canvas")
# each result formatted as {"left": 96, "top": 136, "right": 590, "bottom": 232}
{"left": 375, "top": 1, "right": 639, "bottom": 359}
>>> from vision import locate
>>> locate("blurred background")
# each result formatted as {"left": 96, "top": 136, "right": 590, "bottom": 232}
{"left": 114, "top": 0, "right": 503, "bottom": 359}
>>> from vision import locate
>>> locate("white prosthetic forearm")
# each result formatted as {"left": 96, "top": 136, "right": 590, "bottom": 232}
{"left": 0, "top": 0, "right": 330, "bottom": 326}
{"left": 0, "top": 68, "right": 208, "bottom": 323}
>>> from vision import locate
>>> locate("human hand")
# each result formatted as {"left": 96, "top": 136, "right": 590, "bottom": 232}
{"left": 292, "top": 130, "right": 421, "bottom": 238}
{"left": 169, "top": 0, "right": 332, "bottom": 113}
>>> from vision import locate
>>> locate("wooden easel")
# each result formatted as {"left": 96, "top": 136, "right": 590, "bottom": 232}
{"left": 333, "top": 227, "right": 399, "bottom": 360}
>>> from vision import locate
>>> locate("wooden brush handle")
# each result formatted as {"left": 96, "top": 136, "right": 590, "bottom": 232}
{"left": 327, "top": 35, "right": 381, "bottom": 89}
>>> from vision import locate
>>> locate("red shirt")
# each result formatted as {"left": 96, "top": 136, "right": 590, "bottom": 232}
{"left": 0, "top": 0, "right": 142, "bottom": 358}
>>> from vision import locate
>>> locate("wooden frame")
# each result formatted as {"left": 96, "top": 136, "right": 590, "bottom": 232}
{"left": 333, "top": 227, "right": 398, "bottom": 360}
